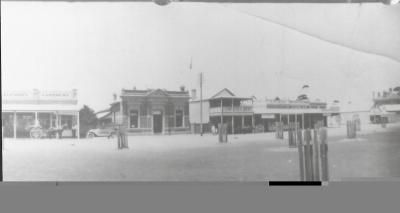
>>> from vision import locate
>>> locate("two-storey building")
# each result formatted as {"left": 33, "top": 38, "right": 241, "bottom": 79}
{"left": 189, "top": 88, "right": 254, "bottom": 134}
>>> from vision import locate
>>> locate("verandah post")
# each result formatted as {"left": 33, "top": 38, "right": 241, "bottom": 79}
{"left": 313, "top": 127, "right": 320, "bottom": 181}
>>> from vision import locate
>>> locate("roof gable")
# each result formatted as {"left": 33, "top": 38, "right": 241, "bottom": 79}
{"left": 146, "top": 89, "right": 170, "bottom": 97}
{"left": 210, "top": 88, "right": 236, "bottom": 99}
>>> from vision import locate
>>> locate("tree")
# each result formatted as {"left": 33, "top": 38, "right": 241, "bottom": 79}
{"left": 79, "top": 105, "right": 98, "bottom": 138}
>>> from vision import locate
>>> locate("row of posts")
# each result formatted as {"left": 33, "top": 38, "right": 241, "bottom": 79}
{"left": 275, "top": 121, "right": 329, "bottom": 181}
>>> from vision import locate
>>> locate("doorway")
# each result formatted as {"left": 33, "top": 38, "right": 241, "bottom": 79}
{"left": 153, "top": 114, "right": 163, "bottom": 133}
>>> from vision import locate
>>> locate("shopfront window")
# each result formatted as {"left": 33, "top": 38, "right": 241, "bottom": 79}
{"left": 130, "top": 110, "right": 138, "bottom": 128}
{"left": 16, "top": 112, "right": 35, "bottom": 138}
{"left": 38, "top": 113, "right": 52, "bottom": 129}
{"left": 2, "top": 112, "right": 15, "bottom": 138}
{"left": 60, "top": 115, "right": 73, "bottom": 129}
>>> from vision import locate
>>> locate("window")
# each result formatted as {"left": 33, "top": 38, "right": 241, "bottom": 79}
{"left": 129, "top": 110, "right": 138, "bottom": 128}
{"left": 175, "top": 109, "right": 183, "bottom": 127}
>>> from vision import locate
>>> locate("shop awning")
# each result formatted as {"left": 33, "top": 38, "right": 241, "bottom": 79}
{"left": 2, "top": 104, "right": 80, "bottom": 112}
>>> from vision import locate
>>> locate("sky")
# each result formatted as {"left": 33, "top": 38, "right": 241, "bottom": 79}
{"left": 1, "top": 2, "right": 400, "bottom": 112}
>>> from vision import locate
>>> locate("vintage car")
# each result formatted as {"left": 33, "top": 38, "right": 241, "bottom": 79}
{"left": 86, "top": 126, "right": 117, "bottom": 139}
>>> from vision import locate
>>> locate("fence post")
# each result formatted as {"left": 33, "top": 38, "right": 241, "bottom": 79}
{"left": 320, "top": 128, "right": 329, "bottom": 181}
{"left": 122, "top": 129, "right": 129, "bottom": 149}
{"left": 304, "top": 129, "right": 313, "bottom": 181}
{"left": 313, "top": 128, "right": 320, "bottom": 181}
{"left": 219, "top": 123, "right": 228, "bottom": 143}
{"left": 297, "top": 129, "right": 305, "bottom": 181}
{"left": 117, "top": 127, "right": 122, "bottom": 150}
{"left": 224, "top": 124, "right": 228, "bottom": 142}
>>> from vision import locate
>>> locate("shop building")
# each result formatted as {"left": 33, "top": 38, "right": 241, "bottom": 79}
{"left": 253, "top": 98, "right": 338, "bottom": 132}
{"left": 2, "top": 89, "right": 80, "bottom": 139}
{"left": 189, "top": 88, "right": 254, "bottom": 134}
{"left": 114, "top": 88, "right": 190, "bottom": 134}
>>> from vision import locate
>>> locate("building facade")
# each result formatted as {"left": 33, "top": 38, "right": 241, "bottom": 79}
{"left": 370, "top": 88, "right": 400, "bottom": 123}
{"left": 116, "top": 88, "right": 190, "bottom": 134}
{"left": 253, "top": 99, "right": 338, "bottom": 132}
{"left": 190, "top": 88, "right": 254, "bottom": 134}
{"left": 2, "top": 89, "right": 80, "bottom": 139}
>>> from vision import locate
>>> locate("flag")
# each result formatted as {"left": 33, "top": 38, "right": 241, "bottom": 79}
{"left": 302, "top": 85, "right": 310, "bottom": 89}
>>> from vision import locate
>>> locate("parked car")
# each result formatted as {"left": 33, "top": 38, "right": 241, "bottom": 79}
{"left": 86, "top": 126, "right": 117, "bottom": 139}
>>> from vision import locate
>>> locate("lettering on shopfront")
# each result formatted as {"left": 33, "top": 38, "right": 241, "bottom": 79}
{"left": 2, "top": 90, "right": 77, "bottom": 101}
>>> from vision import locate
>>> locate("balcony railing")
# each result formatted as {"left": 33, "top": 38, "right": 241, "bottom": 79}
{"left": 209, "top": 106, "right": 253, "bottom": 114}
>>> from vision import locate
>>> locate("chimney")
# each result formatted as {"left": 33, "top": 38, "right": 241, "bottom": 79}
{"left": 180, "top": 85, "right": 185, "bottom": 92}
{"left": 133, "top": 86, "right": 136, "bottom": 90}
{"left": 113, "top": 93, "right": 117, "bottom": 101}
{"left": 191, "top": 89, "right": 197, "bottom": 100}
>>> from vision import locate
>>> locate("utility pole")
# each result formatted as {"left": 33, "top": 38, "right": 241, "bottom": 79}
{"left": 200, "top": 72, "right": 203, "bottom": 136}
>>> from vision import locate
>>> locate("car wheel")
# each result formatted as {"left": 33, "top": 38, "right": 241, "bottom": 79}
{"left": 87, "top": 132, "right": 95, "bottom": 139}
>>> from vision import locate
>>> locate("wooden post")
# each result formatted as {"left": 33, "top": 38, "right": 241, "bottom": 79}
{"left": 297, "top": 129, "right": 305, "bottom": 181}
{"left": 200, "top": 72, "right": 203, "bottom": 136}
{"left": 117, "top": 126, "right": 122, "bottom": 149}
{"left": 295, "top": 114, "right": 298, "bottom": 144}
{"left": 288, "top": 123, "right": 292, "bottom": 147}
{"left": 224, "top": 123, "right": 228, "bottom": 142}
{"left": 353, "top": 121, "right": 357, "bottom": 138}
{"left": 313, "top": 128, "right": 320, "bottom": 181}
{"left": 220, "top": 99, "right": 223, "bottom": 137}
{"left": 304, "top": 129, "right": 313, "bottom": 181}
{"left": 218, "top": 123, "right": 227, "bottom": 143}
{"left": 13, "top": 111, "right": 17, "bottom": 139}
{"left": 320, "top": 128, "right": 329, "bottom": 181}
{"left": 77, "top": 111, "right": 80, "bottom": 139}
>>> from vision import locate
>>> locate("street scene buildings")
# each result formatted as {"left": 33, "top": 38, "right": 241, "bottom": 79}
{"left": 2, "top": 2, "right": 400, "bottom": 182}
{"left": 2, "top": 89, "right": 80, "bottom": 139}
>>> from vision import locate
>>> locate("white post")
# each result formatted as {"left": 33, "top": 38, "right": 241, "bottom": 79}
{"left": 231, "top": 100, "right": 234, "bottom": 134}
{"left": 35, "top": 111, "right": 38, "bottom": 126}
{"left": 77, "top": 111, "right": 80, "bottom": 139}
{"left": 50, "top": 113, "right": 53, "bottom": 128}
{"left": 200, "top": 72, "right": 203, "bottom": 136}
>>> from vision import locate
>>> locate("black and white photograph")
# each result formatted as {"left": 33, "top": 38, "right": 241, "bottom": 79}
{"left": 1, "top": 0, "right": 400, "bottom": 182}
